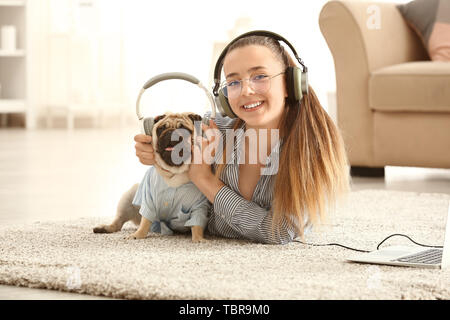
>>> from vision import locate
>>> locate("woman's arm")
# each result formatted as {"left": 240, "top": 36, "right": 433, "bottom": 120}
{"left": 188, "top": 119, "right": 225, "bottom": 202}
{"left": 194, "top": 173, "right": 297, "bottom": 244}
{"left": 192, "top": 173, "right": 225, "bottom": 203}
{"left": 210, "top": 184, "right": 298, "bottom": 245}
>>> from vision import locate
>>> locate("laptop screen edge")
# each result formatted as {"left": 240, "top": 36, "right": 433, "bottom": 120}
{"left": 440, "top": 200, "right": 450, "bottom": 269}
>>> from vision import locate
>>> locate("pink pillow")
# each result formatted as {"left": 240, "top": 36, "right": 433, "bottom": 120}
{"left": 397, "top": 0, "right": 450, "bottom": 61}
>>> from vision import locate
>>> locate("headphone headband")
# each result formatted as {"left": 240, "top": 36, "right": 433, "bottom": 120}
{"left": 136, "top": 72, "right": 216, "bottom": 120}
{"left": 213, "top": 30, "right": 308, "bottom": 96}
{"left": 143, "top": 72, "right": 200, "bottom": 89}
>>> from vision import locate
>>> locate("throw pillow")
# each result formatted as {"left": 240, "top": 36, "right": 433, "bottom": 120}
{"left": 397, "top": 0, "right": 450, "bottom": 61}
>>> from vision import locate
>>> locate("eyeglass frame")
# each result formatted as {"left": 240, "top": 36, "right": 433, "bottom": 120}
{"left": 219, "top": 71, "right": 285, "bottom": 99}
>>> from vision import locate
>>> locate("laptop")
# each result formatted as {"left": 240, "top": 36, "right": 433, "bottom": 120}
{"left": 347, "top": 201, "right": 450, "bottom": 269}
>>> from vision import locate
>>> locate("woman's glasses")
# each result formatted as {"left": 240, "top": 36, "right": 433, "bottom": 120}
{"left": 220, "top": 72, "right": 285, "bottom": 99}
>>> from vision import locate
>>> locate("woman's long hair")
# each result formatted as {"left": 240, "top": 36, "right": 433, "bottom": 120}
{"left": 214, "top": 36, "right": 350, "bottom": 239}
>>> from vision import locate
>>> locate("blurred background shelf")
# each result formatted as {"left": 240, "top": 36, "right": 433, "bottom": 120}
{"left": 0, "top": 99, "right": 25, "bottom": 126}
{"left": 0, "top": 99, "right": 26, "bottom": 112}
{"left": 0, "top": 49, "right": 25, "bottom": 56}
{"left": 0, "top": 0, "right": 32, "bottom": 128}
{"left": 0, "top": 0, "right": 25, "bottom": 6}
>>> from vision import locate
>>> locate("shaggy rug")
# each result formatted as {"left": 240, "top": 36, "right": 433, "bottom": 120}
{"left": 0, "top": 190, "right": 449, "bottom": 300}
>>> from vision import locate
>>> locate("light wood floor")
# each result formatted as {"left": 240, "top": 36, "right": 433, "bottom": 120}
{"left": 1, "top": 127, "right": 449, "bottom": 299}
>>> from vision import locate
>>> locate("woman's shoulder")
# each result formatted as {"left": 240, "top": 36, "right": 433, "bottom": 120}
{"left": 204, "top": 111, "right": 238, "bottom": 132}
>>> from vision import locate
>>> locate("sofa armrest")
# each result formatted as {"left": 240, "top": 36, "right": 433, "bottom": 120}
{"left": 320, "top": 0, "right": 427, "bottom": 73}
{"left": 318, "top": 0, "right": 428, "bottom": 167}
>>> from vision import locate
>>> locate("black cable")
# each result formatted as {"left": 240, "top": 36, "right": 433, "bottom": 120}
{"left": 294, "top": 233, "right": 442, "bottom": 253}
{"left": 293, "top": 239, "right": 370, "bottom": 253}
{"left": 376, "top": 233, "right": 443, "bottom": 250}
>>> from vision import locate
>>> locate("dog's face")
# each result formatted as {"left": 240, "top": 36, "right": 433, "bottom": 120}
{"left": 152, "top": 112, "right": 202, "bottom": 176}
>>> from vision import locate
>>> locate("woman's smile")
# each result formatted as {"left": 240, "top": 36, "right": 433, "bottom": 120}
{"left": 241, "top": 100, "right": 265, "bottom": 112}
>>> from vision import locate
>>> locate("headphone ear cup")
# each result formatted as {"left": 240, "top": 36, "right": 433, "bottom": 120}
{"left": 301, "top": 70, "right": 308, "bottom": 98}
{"left": 285, "top": 67, "right": 296, "bottom": 104}
{"left": 217, "top": 91, "right": 237, "bottom": 118}
{"left": 288, "top": 67, "right": 308, "bottom": 103}
{"left": 292, "top": 67, "right": 303, "bottom": 102}
{"left": 142, "top": 117, "right": 154, "bottom": 136}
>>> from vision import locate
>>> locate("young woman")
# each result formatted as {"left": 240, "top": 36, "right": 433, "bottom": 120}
{"left": 134, "top": 32, "right": 349, "bottom": 244}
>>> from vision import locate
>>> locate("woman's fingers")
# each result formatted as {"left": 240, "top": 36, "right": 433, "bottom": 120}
{"left": 135, "top": 142, "right": 154, "bottom": 153}
{"left": 209, "top": 119, "right": 218, "bottom": 128}
{"left": 191, "top": 136, "right": 203, "bottom": 164}
{"left": 204, "top": 120, "right": 220, "bottom": 154}
{"left": 134, "top": 134, "right": 155, "bottom": 165}
{"left": 134, "top": 134, "right": 152, "bottom": 144}
{"left": 202, "top": 120, "right": 220, "bottom": 142}
{"left": 134, "top": 133, "right": 154, "bottom": 154}
{"left": 137, "top": 151, "right": 154, "bottom": 161}
{"left": 194, "top": 135, "right": 216, "bottom": 165}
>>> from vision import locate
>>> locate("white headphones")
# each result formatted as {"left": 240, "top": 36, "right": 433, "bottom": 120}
{"left": 136, "top": 72, "right": 216, "bottom": 135}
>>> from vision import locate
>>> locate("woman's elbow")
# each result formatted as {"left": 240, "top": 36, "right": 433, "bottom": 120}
{"left": 261, "top": 231, "right": 295, "bottom": 245}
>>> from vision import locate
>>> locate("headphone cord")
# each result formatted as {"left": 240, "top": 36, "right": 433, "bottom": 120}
{"left": 293, "top": 239, "right": 370, "bottom": 253}
{"left": 294, "top": 233, "right": 443, "bottom": 253}
{"left": 375, "top": 233, "right": 443, "bottom": 250}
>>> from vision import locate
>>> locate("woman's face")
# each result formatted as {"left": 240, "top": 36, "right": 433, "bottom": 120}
{"left": 223, "top": 45, "right": 287, "bottom": 129}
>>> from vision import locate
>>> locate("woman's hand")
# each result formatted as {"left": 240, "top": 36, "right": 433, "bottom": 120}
{"left": 134, "top": 134, "right": 155, "bottom": 166}
{"left": 188, "top": 120, "right": 220, "bottom": 185}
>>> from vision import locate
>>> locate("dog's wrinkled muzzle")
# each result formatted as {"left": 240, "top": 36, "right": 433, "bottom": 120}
{"left": 157, "top": 129, "right": 191, "bottom": 167}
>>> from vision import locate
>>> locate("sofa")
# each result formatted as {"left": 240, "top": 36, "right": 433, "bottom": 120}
{"left": 319, "top": 0, "right": 450, "bottom": 176}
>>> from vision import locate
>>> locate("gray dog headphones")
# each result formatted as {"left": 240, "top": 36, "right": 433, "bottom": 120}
{"left": 212, "top": 30, "right": 309, "bottom": 119}
{"left": 136, "top": 72, "right": 216, "bottom": 135}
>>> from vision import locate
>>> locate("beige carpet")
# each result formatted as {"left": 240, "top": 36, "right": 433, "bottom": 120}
{"left": 0, "top": 190, "right": 449, "bottom": 300}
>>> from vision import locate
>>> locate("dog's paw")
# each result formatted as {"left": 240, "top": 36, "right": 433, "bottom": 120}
{"left": 192, "top": 237, "right": 208, "bottom": 243}
{"left": 93, "top": 225, "right": 109, "bottom": 233}
{"left": 126, "top": 232, "right": 147, "bottom": 240}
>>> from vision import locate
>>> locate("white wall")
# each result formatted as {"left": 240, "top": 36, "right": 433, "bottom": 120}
{"left": 28, "top": 0, "right": 410, "bottom": 125}
{"left": 122, "top": 0, "right": 334, "bottom": 118}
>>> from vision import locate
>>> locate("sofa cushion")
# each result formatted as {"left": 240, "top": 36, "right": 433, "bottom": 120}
{"left": 397, "top": 0, "right": 450, "bottom": 61}
{"left": 369, "top": 61, "right": 450, "bottom": 112}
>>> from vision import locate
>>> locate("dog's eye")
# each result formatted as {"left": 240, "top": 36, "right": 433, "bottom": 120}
{"left": 156, "top": 126, "right": 165, "bottom": 136}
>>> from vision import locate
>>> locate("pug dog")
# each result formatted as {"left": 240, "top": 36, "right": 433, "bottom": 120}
{"left": 93, "top": 112, "right": 209, "bottom": 242}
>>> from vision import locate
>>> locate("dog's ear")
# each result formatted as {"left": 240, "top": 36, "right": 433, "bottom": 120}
{"left": 187, "top": 113, "right": 202, "bottom": 124}
{"left": 154, "top": 114, "right": 166, "bottom": 124}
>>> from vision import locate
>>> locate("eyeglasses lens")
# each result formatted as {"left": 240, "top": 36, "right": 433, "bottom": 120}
{"left": 221, "top": 77, "right": 270, "bottom": 99}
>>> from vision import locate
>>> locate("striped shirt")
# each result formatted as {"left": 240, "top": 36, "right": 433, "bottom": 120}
{"left": 204, "top": 112, "right": 310, "bottom": 245}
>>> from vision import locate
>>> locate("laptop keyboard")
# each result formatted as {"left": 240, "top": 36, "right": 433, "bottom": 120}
{"left": 394, "top": 249, "right": 442, "bottom": 265}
